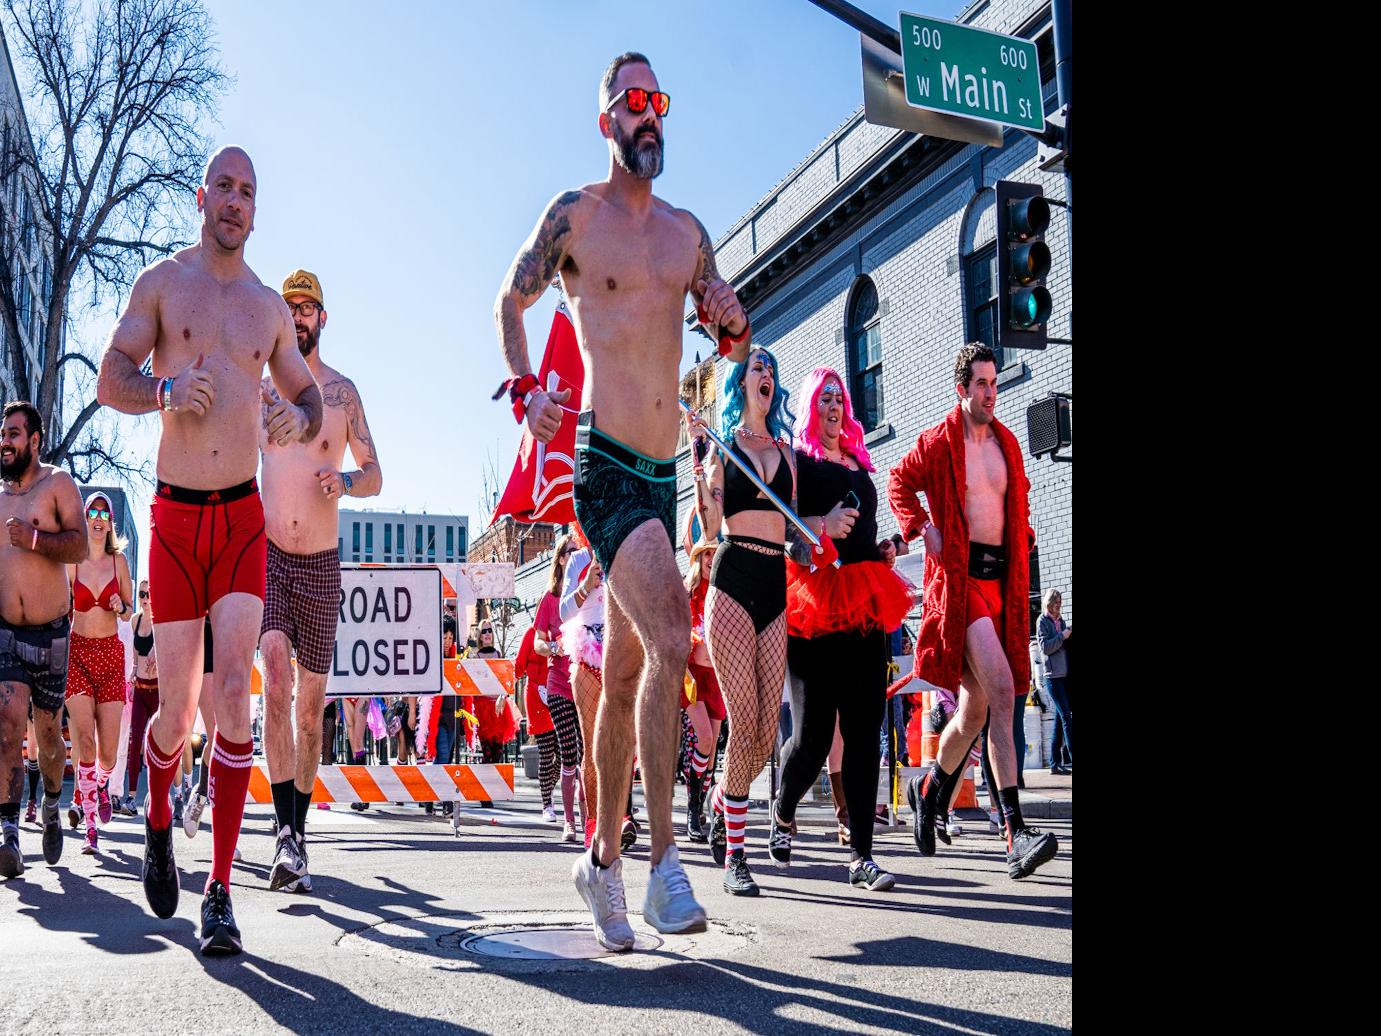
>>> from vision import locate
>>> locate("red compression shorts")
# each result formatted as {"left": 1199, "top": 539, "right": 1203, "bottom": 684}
{"left": 965, "top": 577, "right": 1004, "bottom": 630}
{"left": 148, "top": 479, "right": 266, "bottom": 623}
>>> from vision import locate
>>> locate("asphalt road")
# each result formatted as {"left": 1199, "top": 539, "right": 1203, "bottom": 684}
{"left": 1, "top": 783, "right": 1071, "bottom": 1034}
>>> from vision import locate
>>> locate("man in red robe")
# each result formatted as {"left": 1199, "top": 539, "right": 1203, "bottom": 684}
{"left": 888, "top": 343, "right": 1058, "bottom": 880}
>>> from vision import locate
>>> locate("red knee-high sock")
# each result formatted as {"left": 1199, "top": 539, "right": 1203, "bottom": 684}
{"left": 207, "top": 734, "right": 254, "bottom": 890}
{"left": 144, "top": 730, "right": 183, "bottom": 831}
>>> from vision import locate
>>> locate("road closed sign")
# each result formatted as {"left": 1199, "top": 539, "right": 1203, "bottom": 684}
{"left": 328, "top": 566, "right": 441, "bottom": 695}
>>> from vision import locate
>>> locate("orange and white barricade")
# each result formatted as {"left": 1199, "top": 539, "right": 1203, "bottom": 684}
{"left": 247, "top": 762, "right": 514, "bottom": 805}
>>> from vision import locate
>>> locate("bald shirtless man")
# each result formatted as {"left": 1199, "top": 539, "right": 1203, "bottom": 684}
{"left": 260, "top": 268, "right": 381, "bottom": 894}
{"left": 889, "top": 343, "right": 1058, "bottom": 880}
{"left": 495, "top": 51, "right": 750, "bottom": 951}
{"left": 0, "top": 402, "right": 88, "bottom": 878}
{"left": 97, "top": 146, "right": 323, "bottom": 954}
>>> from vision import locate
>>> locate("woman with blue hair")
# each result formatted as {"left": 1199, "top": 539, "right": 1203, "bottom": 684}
{"left": 685, "top": 346, "right": 797, "bottom": 897}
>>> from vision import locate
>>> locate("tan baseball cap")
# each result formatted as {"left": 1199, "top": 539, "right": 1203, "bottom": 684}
{"left": 281, "top": 269, "right": 324, "bottom": 306}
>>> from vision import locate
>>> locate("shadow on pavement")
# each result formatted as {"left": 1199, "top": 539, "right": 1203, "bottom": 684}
{"left": 815, "top": 935, "right": 1071, "bottom": 977}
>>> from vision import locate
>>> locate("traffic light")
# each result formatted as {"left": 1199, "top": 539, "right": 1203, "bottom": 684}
{"left": 995, "top": 180, "right": 1052, "bottom": 352}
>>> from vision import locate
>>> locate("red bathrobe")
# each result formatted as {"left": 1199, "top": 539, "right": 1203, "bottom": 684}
{"left": 888, "top": 404, "right": 1034, "bottom": 696}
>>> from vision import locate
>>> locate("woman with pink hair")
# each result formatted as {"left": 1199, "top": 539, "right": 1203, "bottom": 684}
{"left": 767, "top": 368, "right": 911, "bottom": 892}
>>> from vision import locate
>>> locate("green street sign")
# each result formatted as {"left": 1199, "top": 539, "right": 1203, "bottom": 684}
{"left": 899, "top": 12, "right": 1045, "bottom": 133}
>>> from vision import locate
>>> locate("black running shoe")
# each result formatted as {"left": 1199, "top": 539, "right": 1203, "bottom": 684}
{"left": 1006, "top": 826, "right": 1058, "bottom": 879}
{"left": 767, "top": 799, "right": 792, "bottom": 868}
{"left": 200, "top": 880, "right": 242, "bottom": 956}
{"left": 723, "top": 849, "right": 759, "bottom": 897}
{"left": 709, "top": 808, "right": 726, "bottom": 867}
{"left": 686, "top": 803, "right": 707, "bottom": 843}
{"left": 848, "top": 858, "right": 895, "bottom": 892}
{"left": 142, "top": 810, "right": 179, "bottom": 919}
{"left": 906, "top": 775, "right": 937, "bottom": 857}
{"left": 0, "top": 824, "right": 22, "bottom": 878}
{"left": 41, "top": 798, "right": 62, "bottom": 865}
{"left": 621, "top": 815, "right": 638, "bottom": 852}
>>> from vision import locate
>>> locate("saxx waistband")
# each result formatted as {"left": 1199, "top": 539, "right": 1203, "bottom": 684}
{"left": 574, "top": 411, "right": 676, "bottom": 482}
{"left": 155, "top": 477, "right": 259, "bottom": 505}
{"left": 968, "top": 541, "right": 1007, "bottom": 581}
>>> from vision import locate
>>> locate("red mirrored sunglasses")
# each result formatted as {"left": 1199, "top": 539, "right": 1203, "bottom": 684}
{"left": 606, "top": 87, "right": 670, "bottom": 118}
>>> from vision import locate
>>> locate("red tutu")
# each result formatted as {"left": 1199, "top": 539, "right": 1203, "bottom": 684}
{"left": 787, "top": 559, "right": 913, "bottom": 639}
{"left": 474, "top": 693, "right": 520, "bottom": 744}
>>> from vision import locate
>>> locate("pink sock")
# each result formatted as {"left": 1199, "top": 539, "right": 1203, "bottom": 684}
{"left": 78, "top": 761, "right": 98, "bottom": 832}
{"left": 559, "top": 766, "right": 579, "bottom": 826}
{"left": 207, "top": 734, "right": 253, "bottom": 891}
{"left": 143, "top": 729, "right": 183, "bottom": 831}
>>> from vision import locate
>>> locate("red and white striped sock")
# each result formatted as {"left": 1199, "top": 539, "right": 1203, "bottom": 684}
{"left": 710, "top": 783, "right": 725, "bottom": 815}
{"left": 207, "top": 734, "right": 254, "bottom": 890}
{"left": 143, "top": 729, "right": 183, "bottom": 831}
{"left": 723, "top": 793, "right": 749, "bottom": 860}
{"left": 690, "top": 746, "right": 711, "bottom": 778}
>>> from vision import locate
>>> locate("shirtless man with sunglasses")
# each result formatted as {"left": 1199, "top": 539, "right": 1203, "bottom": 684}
{"left": 495, "top": 51, "right": 751, "bottom": 952}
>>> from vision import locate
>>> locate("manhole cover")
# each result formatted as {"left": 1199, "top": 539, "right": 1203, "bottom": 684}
{"left": 453, "top": 927, "right": 663, "bottom": 959}
{"left": 338, "top": 912, "right": 756, "bottom": 973}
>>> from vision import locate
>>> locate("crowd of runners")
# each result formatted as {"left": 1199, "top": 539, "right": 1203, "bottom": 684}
{"left": 0, "top": 50, "right": 1058, "bottom": 959}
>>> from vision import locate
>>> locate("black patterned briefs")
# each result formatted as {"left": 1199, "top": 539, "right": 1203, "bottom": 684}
{"left": 572, "top": 410, "right": 677, "bottom": 575}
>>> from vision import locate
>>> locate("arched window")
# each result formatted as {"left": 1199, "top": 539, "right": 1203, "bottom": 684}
{"left": 847, "top": 277, "right": 883, "bottom": 430}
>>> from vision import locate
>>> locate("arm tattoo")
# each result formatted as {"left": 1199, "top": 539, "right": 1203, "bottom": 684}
{"left": 294, "top": 383, "right": 324, "bottom": 441}
{"left": 694, "top": 215, "right": 720, "bottom": 288}
{"left": 496, "top": 190, "right": 581, "bottom": 379}
{"left": 324, "top": 379, "right": 382, "bottom": 494}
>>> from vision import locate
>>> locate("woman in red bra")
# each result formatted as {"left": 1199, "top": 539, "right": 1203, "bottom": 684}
{"left": 65, "top": 492, "right": 133, "bottom": 854}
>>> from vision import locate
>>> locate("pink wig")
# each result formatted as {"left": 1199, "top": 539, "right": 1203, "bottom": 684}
{"left": 793, "top": 366, "right": 875, "bottom": 472}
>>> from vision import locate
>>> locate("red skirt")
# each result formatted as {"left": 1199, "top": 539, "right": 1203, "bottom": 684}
{"left": 786, "top": 559, "right": 913, "bottom": 639}
{"left": 475, "top": 693, "right": 520, "bottom": 745}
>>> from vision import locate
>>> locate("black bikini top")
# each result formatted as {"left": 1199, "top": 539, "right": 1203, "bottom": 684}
{"left": 132, "top": 615, "right": 154, "bottom": 657}
{"left": 723, "top": 438, "right": 793, "bottom": 518}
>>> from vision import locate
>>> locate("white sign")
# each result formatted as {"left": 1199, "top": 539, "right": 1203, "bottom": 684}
{"left": 444, "top": 563, "right": 516, "bottom": 608}
{"left": 328, "top": 566, "right": 441, "bottom": 695}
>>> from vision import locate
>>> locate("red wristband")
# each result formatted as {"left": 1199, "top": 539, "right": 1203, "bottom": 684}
{"left": 493, "top": 374, "right": 541, "bottom": 424}
{"left": 717, "top": 316, "right": 751, "bottom": 357}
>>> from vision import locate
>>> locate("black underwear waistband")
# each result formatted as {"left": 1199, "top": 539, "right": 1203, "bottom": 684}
{"left": 968, "top": 542, "right": 1007, "bottom": 581}
{"left": 574, "top": 411, "right": 676, "bottom": 482}
{"left": 0, "top": 615, "right": 70, "bottom": 634}
{"left": 726, "top": 535, "right": 784, "bottom": 555}
{"left": 155, "top": 477, "right": 259, "bottom": 505}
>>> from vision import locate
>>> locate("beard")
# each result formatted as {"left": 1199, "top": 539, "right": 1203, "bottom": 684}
{"left": 1, "top": 443, "right": 33, "bottom": 481}
{"left": 612, "top": 120, "right": 664, "bottom": 179}
{"left": 297, "top": 323, "right": 320, "bottom": 358}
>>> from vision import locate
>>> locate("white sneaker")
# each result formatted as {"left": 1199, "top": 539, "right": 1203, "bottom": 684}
{"left": 233, "top": 845, "right": 243, "bottom": 862}
{"left": 987, "top": 810, "right": 1002, "bottom": 835}
{"left": 183, "top": 793, "right": 207, "bottom": 839}
{"left": 561, "top": 821, "right": 578, "bottom": 844}
{"left": 542, "top": 805, "right": 559, "bottom": 824}
{"left": 642, "top": 845, "right": 707, "bottom": 935}
{"left": 571, "top": 851, "right": 636, "bottom": 951}
{"left": 946, "top": 811, "right": 963, "bottom": 837}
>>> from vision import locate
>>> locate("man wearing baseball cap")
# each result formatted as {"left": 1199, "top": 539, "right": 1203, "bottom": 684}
{"left": 259, "top": 269, "right": 383, "bottom": 893}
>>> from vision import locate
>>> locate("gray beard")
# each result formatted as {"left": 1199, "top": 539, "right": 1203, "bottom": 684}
{"left": 614, "top": 125, "right": 663, "bottom": 179}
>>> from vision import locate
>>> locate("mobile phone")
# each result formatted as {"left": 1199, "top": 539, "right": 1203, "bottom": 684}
{"left": 843, "top": 490, "right": 861, "bottom": 511}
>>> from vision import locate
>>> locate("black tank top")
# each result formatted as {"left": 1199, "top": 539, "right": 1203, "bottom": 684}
{"left": 723, "top": 438, "right": 793, "bottom": 518}
{"left": 793, "top": 449, "right": 880, "bottom": 565}
{"left": 132, "top": 615, "right": 154, "bottom": 657}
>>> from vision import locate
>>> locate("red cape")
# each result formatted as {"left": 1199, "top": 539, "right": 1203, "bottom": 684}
{"left": 888, "top": 404, "right": 1033, "bottom": 695}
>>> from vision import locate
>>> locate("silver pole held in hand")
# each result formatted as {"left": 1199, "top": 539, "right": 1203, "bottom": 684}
{"left": 679, "top": 398, "right": 823, "bottom": 552}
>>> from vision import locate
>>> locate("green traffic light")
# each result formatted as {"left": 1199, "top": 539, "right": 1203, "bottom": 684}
{"left": 1009, "top": 287, "right": 1052, "bottom": 329}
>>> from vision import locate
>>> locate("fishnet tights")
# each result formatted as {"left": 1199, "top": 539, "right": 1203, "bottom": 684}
{"left": 705, "top": 588, "right": 787, "bottom": 798}
{"left": 573, "top": 663, "right": 602, "bottom": 818}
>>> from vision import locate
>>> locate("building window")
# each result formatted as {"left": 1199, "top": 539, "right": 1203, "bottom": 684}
{"left": 365, "top": 523, "right": 373, "bottom": 562}
{"left": 352, "top": 522, "right": 360, "bottom": 562}
{"left": 397, "top": 523, "right": 404, "bottom": 560}
{"left": 847, "top": 277, "right": 884, "bottom": 430}
{"left": 458, "top": 526, "right": 467, "bottom": 558}
{"left": 426, "top": 524, "right": 436, "bottom": 561}
{"left": 446, "top": 526, "right": 454, "bottom": 561}
{"left": 338, "top": 537, "right": 343, "bottom": 560}
{"left": 415, "top": 524, "right": 423, "bottom": 560}
{"left": 964, "top": 243, "right": 1015, "bottom": 371}
{"left": 384, "top": 522, "right": 392, "bottom": 559}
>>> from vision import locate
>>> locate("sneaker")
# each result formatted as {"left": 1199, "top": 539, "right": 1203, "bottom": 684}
{"left": 561, "top": 821, "right": 578, "bottom": 844}
{"left": 849, "top": 858, "right": 895, "bottom": 892}
{"left": 142, "top": 802, "right": 179, "bottom": 919}
{"left": 709, "top": 806, "right": 727, "bottom": 867}
{"left": 571, "top": 851, "right": 636, "bottom": 951}
{"left": 722, "top": 849, "right": 759, "bottom": 897}
{"left": 767, "top": 800, "right": 792, "bottom": 868}
{"left": 172, "top": 794, "right": 183, "bottom": 828}
{"left": 316, "top": 802, "right": 331, "bottom": 811}
{"left": 905, "top": 775, "right": 937, "bottom": 857}
{"left": 351, "top": 801, "right": 369, "bottom": 812}
{"left": 233, "top": 845, "right": 243, "bottom": 863}
{"left": 643, "top": 845, "right": 707, "bottom": 934}
{"left": 0, "top": 824, "right": 22, "bottom": 878}
{"left": 542, "top": 805, "right": 558, "bottom": 824}
{"left": 440, "top": 802, "right": 452, "bottom": 818}
{"left": 283, "top": 837, "right": 311, "bottom": 893}
{"left": 269, "top": 826, "right": 307, "bottom": 891}
{"left": 41, "top": 797, "right": 62, "bottom": 864}
{"left": 620, "top": 816, "right": 638, "bottom": 852}
{"left": 200, "top": 880, "right": 242, "bottom": 956}
{"left": 183, "top": 793, "right": 207, "bottom": 839}
{"left": 945, "top": 811, "right": 963, "bottom": 838}
{"left": 82, "top": 827, "right": 99, "bottom": 855}
{"left": 1007, "top": 827, "right": 1058, "bottom": 880}
{"left": 987, "top": 810, "right": 1002, "bottom": 835}
{"left": 68, "top": 801, "right": 82, "bottom": 829}
{"left": 24, "top": 800, "right": 36, "bottom": 824}
{"left": 97, "top": 782, "right": 113, "bottom": 826}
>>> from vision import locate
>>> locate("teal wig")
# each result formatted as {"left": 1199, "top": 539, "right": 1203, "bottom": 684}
{"left": 719, "top": 347, "right": 795, "bottom": 444}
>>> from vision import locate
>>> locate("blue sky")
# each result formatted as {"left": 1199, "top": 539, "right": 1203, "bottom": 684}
{"left": 56, "top": 0, "right": 962, "bottom": 570}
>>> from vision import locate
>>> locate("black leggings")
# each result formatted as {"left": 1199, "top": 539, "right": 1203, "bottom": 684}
{"left": 777, "top": 628, "right": 888, "bottom": 860}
